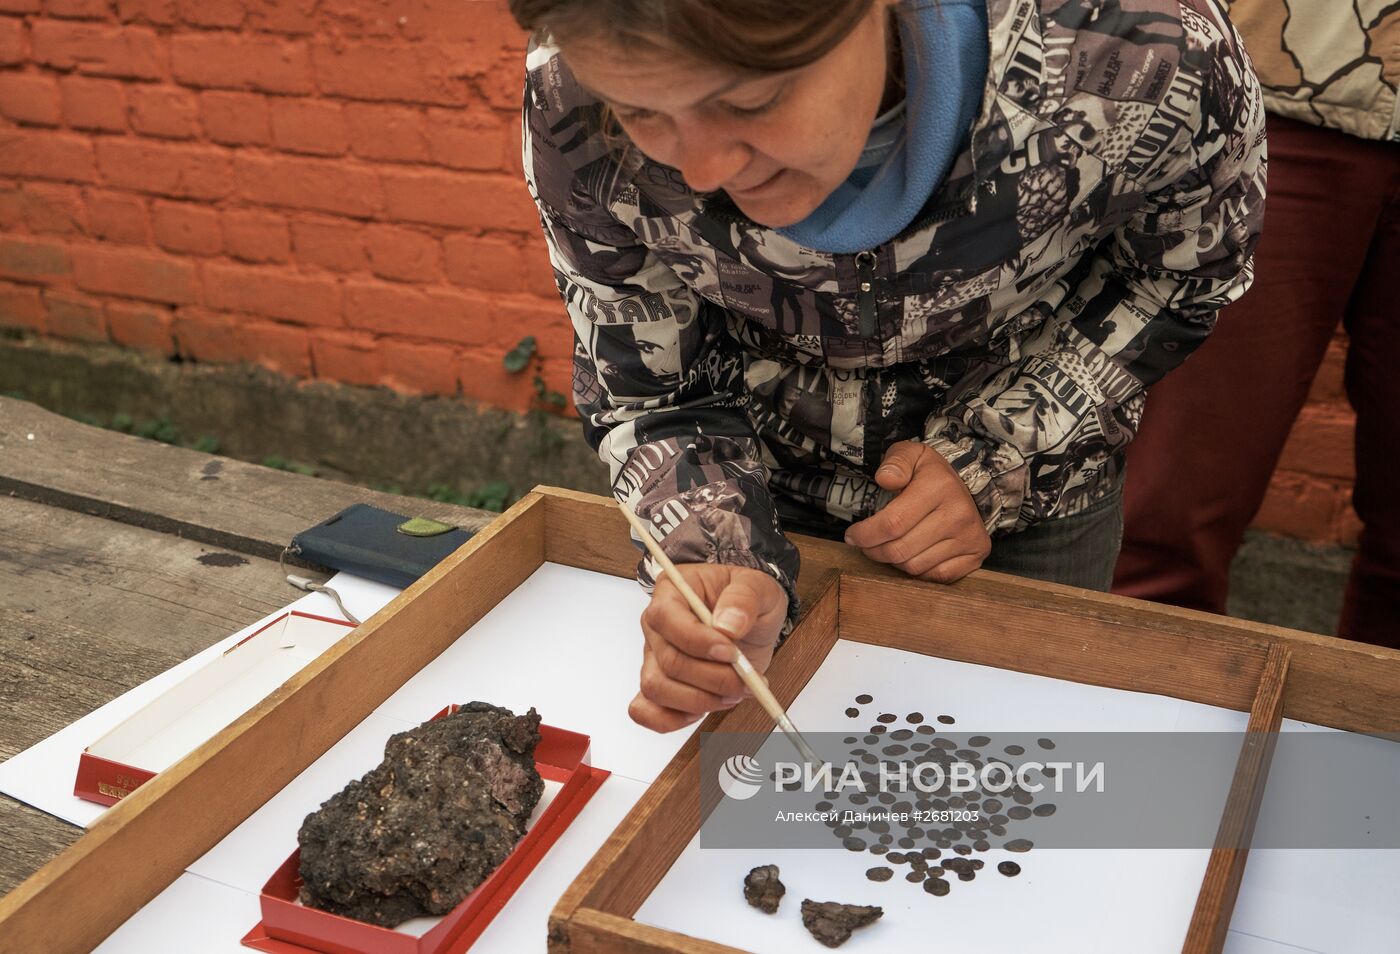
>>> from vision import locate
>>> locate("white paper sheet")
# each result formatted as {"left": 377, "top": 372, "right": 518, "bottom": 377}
{"left": 1226, "top": 720, "right": 1400, "bottom": 954}
{"left": 636, "top": 640, "right": 1249, "bottom": 954}
{"left": 374, "top": 563, "right": 690, "bottom": 785}
{"left": 94, "top": 873, "right": 260, "bottom": 954}
{"left": 0, "top": 573, "right": 399, "bottom": 827}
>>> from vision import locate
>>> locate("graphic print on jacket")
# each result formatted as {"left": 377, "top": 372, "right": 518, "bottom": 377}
{"left": 523, "top": 0, "right": 1268, "bottom": 605}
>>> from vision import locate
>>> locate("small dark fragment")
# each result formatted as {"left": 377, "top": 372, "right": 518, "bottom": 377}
{"left": 297, "top": 702, "right": 544, "bottom": 927}
{"left": 906, "top": 712, "right": 925, "bottom": 724}
{"left": 856, "top": 693, "right": 874, "bottom": 704}
{"left": 1037, "top": 738, "right": 1056, "bottom": 750}
{"left": 968, "top": 735, "right": 991, "bottom": 746}
{"left": 743, "top": 865, "right": 786, "bottom": 914}
{"left": 937, "top": 714, "right": 956, "bottom": 725}
{"left": 905, "top": 869, "right": 926, "bottom": 883}
{"left": 1005, "top": 838, "right": 1034, "bottom": 852}
{"left": 866, "top": 866, "right": 893, "bottom": 882}
{"left": 1034, "top": 803, "right": 1057, "bottom": 817}
{"left": 845, "top": 707, "right": 860, "bottom": 718}
{"left": 800, "top": 900, "right": 883, "bottom": 949}
{"left": 998, "top": 861, "right": 1022, "bottom": 877}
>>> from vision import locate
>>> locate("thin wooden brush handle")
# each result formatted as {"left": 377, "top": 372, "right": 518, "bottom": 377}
{"left": 618, "top": 503, "right": 822, "bottom": 765}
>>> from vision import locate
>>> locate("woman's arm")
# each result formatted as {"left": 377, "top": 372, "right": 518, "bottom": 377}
{"left": 924, "top": 14, "right": 1268, "bottom": 534}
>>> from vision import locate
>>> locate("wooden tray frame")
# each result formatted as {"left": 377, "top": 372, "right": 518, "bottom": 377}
{"left": 2, "top": 487, "right": 1400, "bottom": 954}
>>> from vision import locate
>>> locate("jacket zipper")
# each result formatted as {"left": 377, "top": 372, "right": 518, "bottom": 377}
{"left": 855, "top": 250, "right": 878, "bottom": 338}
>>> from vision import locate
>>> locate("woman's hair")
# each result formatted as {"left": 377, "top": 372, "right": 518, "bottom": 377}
{"left": 507, "top": 0, "right": 878, "bottom": 72}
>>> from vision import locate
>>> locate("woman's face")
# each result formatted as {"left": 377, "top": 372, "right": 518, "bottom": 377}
{"left": 559, "top": 2, "right": 894, "bottom": 228}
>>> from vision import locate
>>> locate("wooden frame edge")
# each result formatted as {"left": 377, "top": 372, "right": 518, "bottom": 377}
{"left": 1182, "top": 644, "right": 1291, "bottom": 954}
{"left": 0, "top": 492, "right": 551, "bottom": 954}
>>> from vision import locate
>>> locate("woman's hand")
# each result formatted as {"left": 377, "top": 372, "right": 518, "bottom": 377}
{"left": 845, "top": 440, "right": 992, "bottom": 583}
{"left": 630, "top": 563, "right": 788, "bottom": 733}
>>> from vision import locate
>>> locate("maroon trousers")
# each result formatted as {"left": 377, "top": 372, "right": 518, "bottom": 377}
{"left": 1114, "top": 115, "right": 1400, "bottom": 647}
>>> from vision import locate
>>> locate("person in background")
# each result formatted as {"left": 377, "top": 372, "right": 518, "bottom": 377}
{"left": 1115, "top": 0, "right": 1399, "bottom": 645}
{"left": 512, "top": 0, "right": 1266, "bottom": 731}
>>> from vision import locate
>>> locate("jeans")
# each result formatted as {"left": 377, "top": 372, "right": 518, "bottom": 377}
{"left": 982, "top": 487, "right": 1125, "bottom": 592}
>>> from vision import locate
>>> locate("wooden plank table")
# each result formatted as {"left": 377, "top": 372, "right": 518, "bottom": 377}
{"left": 0, "top": 396, "right": 494, "bottom": 896}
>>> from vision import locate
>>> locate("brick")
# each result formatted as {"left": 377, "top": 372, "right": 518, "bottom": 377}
{"left": 382, "top": 169, "right": 535, "bottom": 232}
{"left": 364, "top": 225, "right": 440, "bottom": 283}
{"left": 0, "top": 279, "right": 44, "bottom": 331}
{"left": 423, "top": 107, "right": 508, "bottom": 172}
{"left": 344, "top": 103, "right": 429, "bottom": 164}
{"left": 1252, "top": 472, "right": 1343, "bottom": 543}
{"left": 42, "top": 288, "right": 106, "bottom": 341}
{"left": 270, "top": 97, "right": 347, "bottom": 157}
{"left": 0, "top": 129, "right": 97, "bottom": 183}
{"left": 171, "top": 32, "right": 311, "bottom": 94}
{"left": 222, "top": 209, "right": 290, "bottom": 263}
{"left": 96, "top": 138, "right": 233, "bottom": 200}
{"left": 172, "top": 305, "right": 241, "bottom": 362}
{"left": 71, "top": 244, "right": 198, "bottom": 303}
{"left": 379, "top": 337, "right": 458, "bottom": 396}
{"left": 456, "top": 348, "right": 535, "bottom": 413}
{"left": 445, "top": 235, "right": 526, "bottom": 293}
{"left": 177, "top": 0, "right": 242, "bottom": 28}
{"left": 310, "top": 327, "right": 381, "bottom": 387}
{"left": 203, "top": 261, "right": 342, "bottom": 326}
{"left": 343, "top": 279, "right": 484, "bottom": 344}
{"left": 290, "top": 216, "right": 365, "bottom": 272}
{"left": 60, "top": 75, "right": 126, "bottom": 131}
{"left": 0, "top": 1, "right": 40, "bottom": 15}
{"left": 0, "top": 236, "right": 69, "bottom": 282}
{"left": 0, "top": 180, "right": 20, "bottom": 228}
{"left": 310, "top": 40, "right": 472, "bottom": 106}
{"left": 106, "top": 297, "right": 172, "bottom": 354}
{"left": 245, "top": 0, "right": 314, "bottom": 35}
{"left": 1337, "top": 504, "right": 1362, "bottom": 549}
{"left": 116, "top": 0, "right": 176, "bottom": 25}
{"left": 200, "top": 90, "right": 269, "bottom": 146}
{"left": 20, "top": 182, "right": 85, "bottom": 234}
{"left": 234, "top": 153, "right": 381, "bottom": 218}
{"left": 46, "top": 0, "right": 112, "bottom": 18}
{"left": 242, "top": 319, "right": 310, "bottom": 377}
{"left": 0, "top": 17, "right": 25, "bottom": 65}
{"left": 0, "top": 73, "right": 61, "bottom": 126}
{"left": 1276, "top": 406, "right": 1356, "bottom": 482}
{"left": 84, "top": 188, "right": 147, "bottom": 243}
{"left": 518, "top": 238, "right": 556, "bottom": 295}
{"left": 128, "top": 84, "right": 200, "bottom": 139}
{"left": 151, "top": 199, "right": 221, "bottom": 255}
{"left": 31, "top": 20, "right": 164, "bottom": 80}
{"left": 393, "top": 3, "right": 526, "bottom": 47}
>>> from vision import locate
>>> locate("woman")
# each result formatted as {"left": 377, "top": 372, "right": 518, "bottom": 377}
{"left": 511, "top": 0, "right": 1266, "bottom": 731}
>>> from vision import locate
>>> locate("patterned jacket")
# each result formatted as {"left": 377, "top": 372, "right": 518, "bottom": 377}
{"left": 1228, "top": 0, "right": 1400, "bottom": 142}
{"left": 522, "top": 0, "right": 1267, "bottom": 605}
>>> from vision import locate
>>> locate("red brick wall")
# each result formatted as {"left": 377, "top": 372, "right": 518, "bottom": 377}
{"left": 0, "top": 0, "right": 570, "bottom": 412}
{"left": 0, "top": 0, "right": 1360, "bottom": 547}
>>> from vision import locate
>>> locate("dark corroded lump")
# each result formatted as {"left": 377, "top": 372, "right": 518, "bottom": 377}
{"left": 297, "top": 702, "right": 544, "bottom": 927}
{"left": 800, "top": 900, "right": 883, "bottom": 948}
{"left": 743, "top": 865, "right": 786, "bottom": 914}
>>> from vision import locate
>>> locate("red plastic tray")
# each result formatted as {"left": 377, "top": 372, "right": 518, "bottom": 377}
{"left": 242, "top": 709, "right": 609, "bottom": 954}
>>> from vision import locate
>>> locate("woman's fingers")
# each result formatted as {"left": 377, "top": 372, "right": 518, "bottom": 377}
{"left": 628, "top": 692, "right": 704, "bottom": 733}
{"left": 641, "top": 616, "right": 747, "bottom": 698}
{"left": 636, "top": 646, "right": 745, "bottom": 717}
